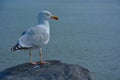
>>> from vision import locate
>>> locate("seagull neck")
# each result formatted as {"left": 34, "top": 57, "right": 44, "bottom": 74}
{"left": 38, "top": 20, "right": 49, "bottom": 27}
{"left": 38, "top": 20, "right": 50, "bottom": 33}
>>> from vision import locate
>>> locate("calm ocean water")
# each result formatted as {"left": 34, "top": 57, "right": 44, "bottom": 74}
{"left": 0, "top": 0, "right": 120, "bottom": 80}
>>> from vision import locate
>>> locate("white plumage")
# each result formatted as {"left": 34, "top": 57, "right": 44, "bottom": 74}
{"left": 19, "top": 25, "right": 49, "bottom": 48}
{"left": 11, "top": 11, "right": 58, "bottom": 65}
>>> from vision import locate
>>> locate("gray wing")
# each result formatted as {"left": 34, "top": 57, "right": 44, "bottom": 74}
{"left": 18, "top": 26, "right": 49, "bottom": 48}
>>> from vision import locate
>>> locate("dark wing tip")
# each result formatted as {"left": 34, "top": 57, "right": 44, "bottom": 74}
{"left": 10, "top": 48, "right": 15, "bottom": 51}
{"left": 10, "top": 43, "right": 32, "bottom": 52}
{"left": 10, "top": 43, "right": 22, "bottom": 51}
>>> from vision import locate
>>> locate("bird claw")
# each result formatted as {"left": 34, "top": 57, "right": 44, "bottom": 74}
{"left": 29, "top": 61, "right": 48, "bottom": 65}
{"left": 39, "top": 62, "right": 48, "bottom": 65}
{"left": 30, "top": 62, "right": 38, "bottom": 65}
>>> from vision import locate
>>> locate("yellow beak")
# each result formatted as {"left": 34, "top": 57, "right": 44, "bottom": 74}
{"left": 51, "top": 16, "right": 59, "bottom": 20}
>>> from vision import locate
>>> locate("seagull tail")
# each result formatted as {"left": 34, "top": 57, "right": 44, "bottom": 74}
{"left": 10, "top": 43, "right": 22, "bottom": 51}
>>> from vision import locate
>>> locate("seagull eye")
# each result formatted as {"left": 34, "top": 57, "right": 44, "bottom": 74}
{"left": 46, "top": 13, "right": 50, "bottom": 16}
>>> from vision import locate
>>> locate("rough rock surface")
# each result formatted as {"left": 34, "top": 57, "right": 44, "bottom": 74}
{"left": 0, "top": 60, "right": 93, "bottom": 80}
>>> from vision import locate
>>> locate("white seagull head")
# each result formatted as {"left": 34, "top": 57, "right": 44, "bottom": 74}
{"left": 38, "top": 10, "right": 59, "bottom": 21}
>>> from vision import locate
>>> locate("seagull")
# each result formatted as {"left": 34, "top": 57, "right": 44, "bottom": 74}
{"left": 10, "top": 10, "right": 59, "bottom": 65}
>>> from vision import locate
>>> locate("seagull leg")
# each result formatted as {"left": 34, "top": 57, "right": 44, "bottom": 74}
{"left": 40, "top": 48, "right": 42, "bottom": 63}
{"left": 39, "top": 48, "right": 48, "bottom": 65}
{"left": 29, "top": 49, "right": 32, "bottom": 63}
{"left": 29, "top": 49, "right": 37, "bottom": 65}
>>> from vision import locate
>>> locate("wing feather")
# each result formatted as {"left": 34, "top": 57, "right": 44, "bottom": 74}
{"left": 18, "top": 26, "right": 49, "bottom": 48}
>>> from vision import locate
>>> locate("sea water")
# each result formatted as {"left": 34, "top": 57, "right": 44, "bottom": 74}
{"left": 0, "top": 0, "right": 120, "bottom": 80}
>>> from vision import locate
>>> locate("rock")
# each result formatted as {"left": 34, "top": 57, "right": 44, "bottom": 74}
{"left": 0, "top": 60, "right": 93, "bottom": 80}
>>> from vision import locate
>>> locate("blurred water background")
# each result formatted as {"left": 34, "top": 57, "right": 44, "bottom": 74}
{"left": 0, "top": 0, "right": 120, "bottom": 80}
